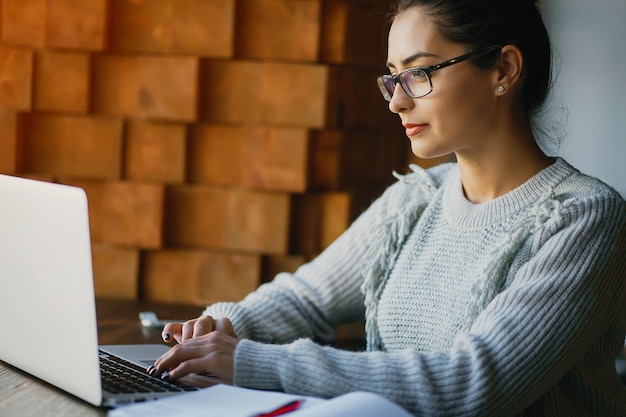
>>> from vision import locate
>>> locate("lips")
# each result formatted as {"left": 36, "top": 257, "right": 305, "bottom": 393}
{"left": 403, "top": 123, "right": 427, "bottom": 137}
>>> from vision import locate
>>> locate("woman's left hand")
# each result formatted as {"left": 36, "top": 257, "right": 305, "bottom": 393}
{"left": 151, "top": 330, "right": 239, "bottom": 385}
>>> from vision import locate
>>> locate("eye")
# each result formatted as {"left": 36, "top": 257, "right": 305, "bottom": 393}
{"left": 408, "top": 69, "right": 428, "bottom": 80}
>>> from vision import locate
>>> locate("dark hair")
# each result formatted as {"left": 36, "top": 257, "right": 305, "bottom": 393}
{"left": 389, "top": 0, "right": 552, "bottom": 121}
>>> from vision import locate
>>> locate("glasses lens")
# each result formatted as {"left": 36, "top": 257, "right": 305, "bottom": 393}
{"left": 377, "top": 76, "right": 394, "bottom": 101}
{"left": 401, "top": 69, "right": 431, "bottom": 98}
{"left": 377, "top": 69, "right": 432, "bottom": 101}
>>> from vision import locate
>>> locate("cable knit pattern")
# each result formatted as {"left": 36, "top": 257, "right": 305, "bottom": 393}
{"left": 466, "top": 194, "right": 575, "bottom": 323}
{"left": 361, "top": 164, "right": 438, "bottom": 351}
{"left": 203, "top": 158, "right": 626, "bottom": 416}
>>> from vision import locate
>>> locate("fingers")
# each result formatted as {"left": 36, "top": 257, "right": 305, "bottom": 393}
{"left": 215, "top": 318, "right": 237, "bottom": 338}
{"left": 150, "top": 331, "right": 238, "bottom": 384}
{"left": 180, "top": 319, "right": 197, "bottom": 342}
{"left": 161, "top": 322, "right": 183, "bottom": 343}
{"left": 162, "top": 316, "right": 237, "bottom": 343}
{"left": 192, "top": 316, "right": 222, "bottom": 339}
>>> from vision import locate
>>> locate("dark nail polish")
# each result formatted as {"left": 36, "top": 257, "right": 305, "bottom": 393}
{"left": 147, "top": 365, "right": 156, "bottom": 376}
{"left": 161, "top": 371, "right": 170, "bottom": 381}
{"left": 163, "top": 333, "right": 171, "bottom": 341}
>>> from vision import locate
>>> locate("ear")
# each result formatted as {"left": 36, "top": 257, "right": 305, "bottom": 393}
{"left": 493, "top": 45, "right": 524, "bottom": 96}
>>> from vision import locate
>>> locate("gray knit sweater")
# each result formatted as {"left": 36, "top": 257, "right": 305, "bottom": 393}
{"left": 202, "top": 158, "right": 626, "bottom": 416}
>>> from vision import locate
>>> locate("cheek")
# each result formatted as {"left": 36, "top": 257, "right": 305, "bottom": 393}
{"left": 430, "top": 78, "right": 495, "bottom": 137}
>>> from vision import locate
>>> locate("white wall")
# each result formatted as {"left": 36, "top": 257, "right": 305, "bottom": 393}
{"left": 543, "top": 0, "right": 626, "bottom": 198}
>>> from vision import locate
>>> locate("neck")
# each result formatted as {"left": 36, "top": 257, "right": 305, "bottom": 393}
{"left": 455, "top": 126, "right": 553, "bottom": 204}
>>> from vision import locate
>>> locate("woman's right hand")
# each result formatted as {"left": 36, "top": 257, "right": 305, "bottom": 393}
{"left": 161, "top": 316, "right": 237, "bottom": 344}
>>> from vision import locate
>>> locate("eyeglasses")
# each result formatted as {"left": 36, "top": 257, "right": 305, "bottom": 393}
{"left": 376, "top": 45, "right": 503, "bottom": 101}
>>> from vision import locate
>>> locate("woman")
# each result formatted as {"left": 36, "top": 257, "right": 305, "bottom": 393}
{"left": 149, "top": 0, "right": 626, "bottom": 415}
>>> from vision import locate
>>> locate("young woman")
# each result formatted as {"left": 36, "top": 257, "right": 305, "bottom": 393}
{"left": 149, "top": 1, "right": 626, "bottom": 415}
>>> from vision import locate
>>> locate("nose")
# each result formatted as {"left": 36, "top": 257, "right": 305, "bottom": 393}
{"left": 388, "top": 82, "right": 414, "bottom": 114}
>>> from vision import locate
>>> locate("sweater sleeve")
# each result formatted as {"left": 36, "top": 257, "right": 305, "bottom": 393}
{"left": 232, "top": 190, "right": 626, "bottom": 416}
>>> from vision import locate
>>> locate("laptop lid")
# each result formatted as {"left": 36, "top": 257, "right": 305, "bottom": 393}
{"left": 0, "top": 174, "right": 103, "bottom": 406}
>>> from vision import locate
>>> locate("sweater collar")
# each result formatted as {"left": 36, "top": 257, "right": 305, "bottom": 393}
{"left": 442, "top": 158, "right": 575, "bottom": 229}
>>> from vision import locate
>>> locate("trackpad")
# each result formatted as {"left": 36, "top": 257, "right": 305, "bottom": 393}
{"left": 100, "top": 344, "right": 170, "bottom": 367}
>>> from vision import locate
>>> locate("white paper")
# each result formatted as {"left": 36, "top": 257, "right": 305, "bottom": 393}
{"left": 107, "top": 384, "right": 412, "bottom": 417}
{"left": 107, "top": 384, "right": 323, "bottom": 417}
{"left": 291, "top": 391, "right": 413, "bottom": 417}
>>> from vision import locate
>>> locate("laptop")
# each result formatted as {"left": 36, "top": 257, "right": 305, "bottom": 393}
{"left": 0, "top": 174, "right": 201, "bottom": 407}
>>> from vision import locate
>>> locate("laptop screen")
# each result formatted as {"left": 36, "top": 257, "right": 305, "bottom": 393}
{"left": 0, "top": 174, "right": 102, "bottom": 406}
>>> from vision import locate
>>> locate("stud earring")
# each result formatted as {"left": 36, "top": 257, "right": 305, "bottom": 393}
{"left": 497, "top": 86, "right": 505, "bottom": 93}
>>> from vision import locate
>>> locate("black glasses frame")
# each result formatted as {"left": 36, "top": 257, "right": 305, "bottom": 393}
{"left": 377, "top": 45, "right": 503, "bottom": 101}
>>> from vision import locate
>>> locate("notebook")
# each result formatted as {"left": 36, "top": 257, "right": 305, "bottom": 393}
{"left": 0, "top": 173, "right": 201, "bottom": 407}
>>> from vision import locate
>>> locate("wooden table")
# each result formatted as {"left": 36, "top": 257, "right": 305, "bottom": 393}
{"left": 0, "top": 298, "right": 204, "bottom": 417}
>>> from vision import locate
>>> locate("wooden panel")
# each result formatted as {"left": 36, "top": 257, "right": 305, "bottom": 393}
{"left": 188, "top": 124, "right": 243, "bottom": 186}
{"left": 202, "top": 60, "right": 330, "bottom": 127}
{"left": 340, "top": 130, "right": 377, "bottom": 187}
{"left": 290, "top": 193, "right": 322, "bottom": 254}
{"left": 235, "top": 0, "right": 321, "bottom": 61}
{"left": 34, "top": 50, "right": 90, "bottom": 112}
{"left": 330, "top": 66, "right": 393, "bottom": 128}
{"left": 310, "top": 129, "right": 342, "bottom": 190}
{"left": 61, "top": 179, "right": 106, "bottom": 242}
{"left": 262, "top": 255, "right": 307, "bottom": 283}
{"left": 94, "top": 55, "right": 200, "bottom": 121}
{"left": 190, "top": 124, "right": 311, "bottom": 192}
{"left": 319, "top": 192, "right": 351, "bottom": 249}
{"left": 143, "top": 249, "right": 261, "bottom": 305}
{"left": 371, "top": 124, "right": 414, "bottom": 183}
{"left": 320, "top": 0, "right": 387, "bottom": 68}
{"left": 124, "top": 120, "right": 187, "bottom": 183}
{"left": 201, "top": 60, "right": 263, "bottom": 124}
{"left": 20, "top": 114, "right": 123, "bottom": 179}
{"left": 110, "top": 0, "right": 235, "bottom": 57}
{"left": 290, "top": 191, "right": 352, "bottom": 253}
{"left": 1, "top": 0, "right": 46, "bottom": 47}
{"left": 92, "top": 55, "right": 138, "bottom": 117}
{"left": 137, "top": 55, "right": 199, "bottom": 121}
{"left": 166, "top": 185, "right": 290, "bottom": 254}
{"left": 0, "top": 46, "right": 33, "bottom": 110}
{"left": 93, "top": 55, "right": 199, "bottom": 121}
{"left": 0, "top": 107, "right": 20, "bottom": 174}
{"left": 102, "top": 181, "right": 165, "bottom": 249}
{"left": 260, "top": 62, "right": 329, "bottom": 127}
{"left": 92, "top": 242, "right": 140, "bottom": 300}
{"left": 319, "top": 0, "right": 349, "bottom": 64}
{"left": 241, "top": 127, "right": 310, "bottom": 192}
{"left": 45, "top": 0, "right": 108, "bottom": 50}
{"left": 224, "top": 188, "right": 290, "bottom": 254}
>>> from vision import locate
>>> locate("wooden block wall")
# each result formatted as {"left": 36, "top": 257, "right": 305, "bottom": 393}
{"left": 0, "top": 0, "right": 418, "bottom": 305}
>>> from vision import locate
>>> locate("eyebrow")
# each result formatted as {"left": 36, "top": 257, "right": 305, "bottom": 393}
{"left": 386, "top": 52, "right": 440, "bottom": 69}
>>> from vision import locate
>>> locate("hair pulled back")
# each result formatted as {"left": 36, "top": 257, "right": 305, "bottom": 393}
{"left": 390, "top": 0, "right": 552, "bottom": 119}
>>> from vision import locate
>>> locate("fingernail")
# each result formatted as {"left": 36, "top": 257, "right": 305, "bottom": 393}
{"left": 161, "top": 371, "right": 170, "bottom": 381}
{"left": 163, "top": 333, "right": 171, "bottom": 341}
{"left": 147, "top": 365, "right": 156, "bottom": 376}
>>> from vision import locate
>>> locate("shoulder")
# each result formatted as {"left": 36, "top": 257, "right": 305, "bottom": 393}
{"left": 538, "top": 159, "right": 626, "bottom": 242}
{"left": 553, "top": 159, "right": 625, "bottom": 217}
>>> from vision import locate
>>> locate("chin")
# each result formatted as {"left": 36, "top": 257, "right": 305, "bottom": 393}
{"left": 410, "top": 144, "right": 447, "bottom": 160}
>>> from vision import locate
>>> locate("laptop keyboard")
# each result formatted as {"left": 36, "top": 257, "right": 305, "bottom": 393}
{"left": 99, "top": 350, "right": 198, "bottom": 395}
